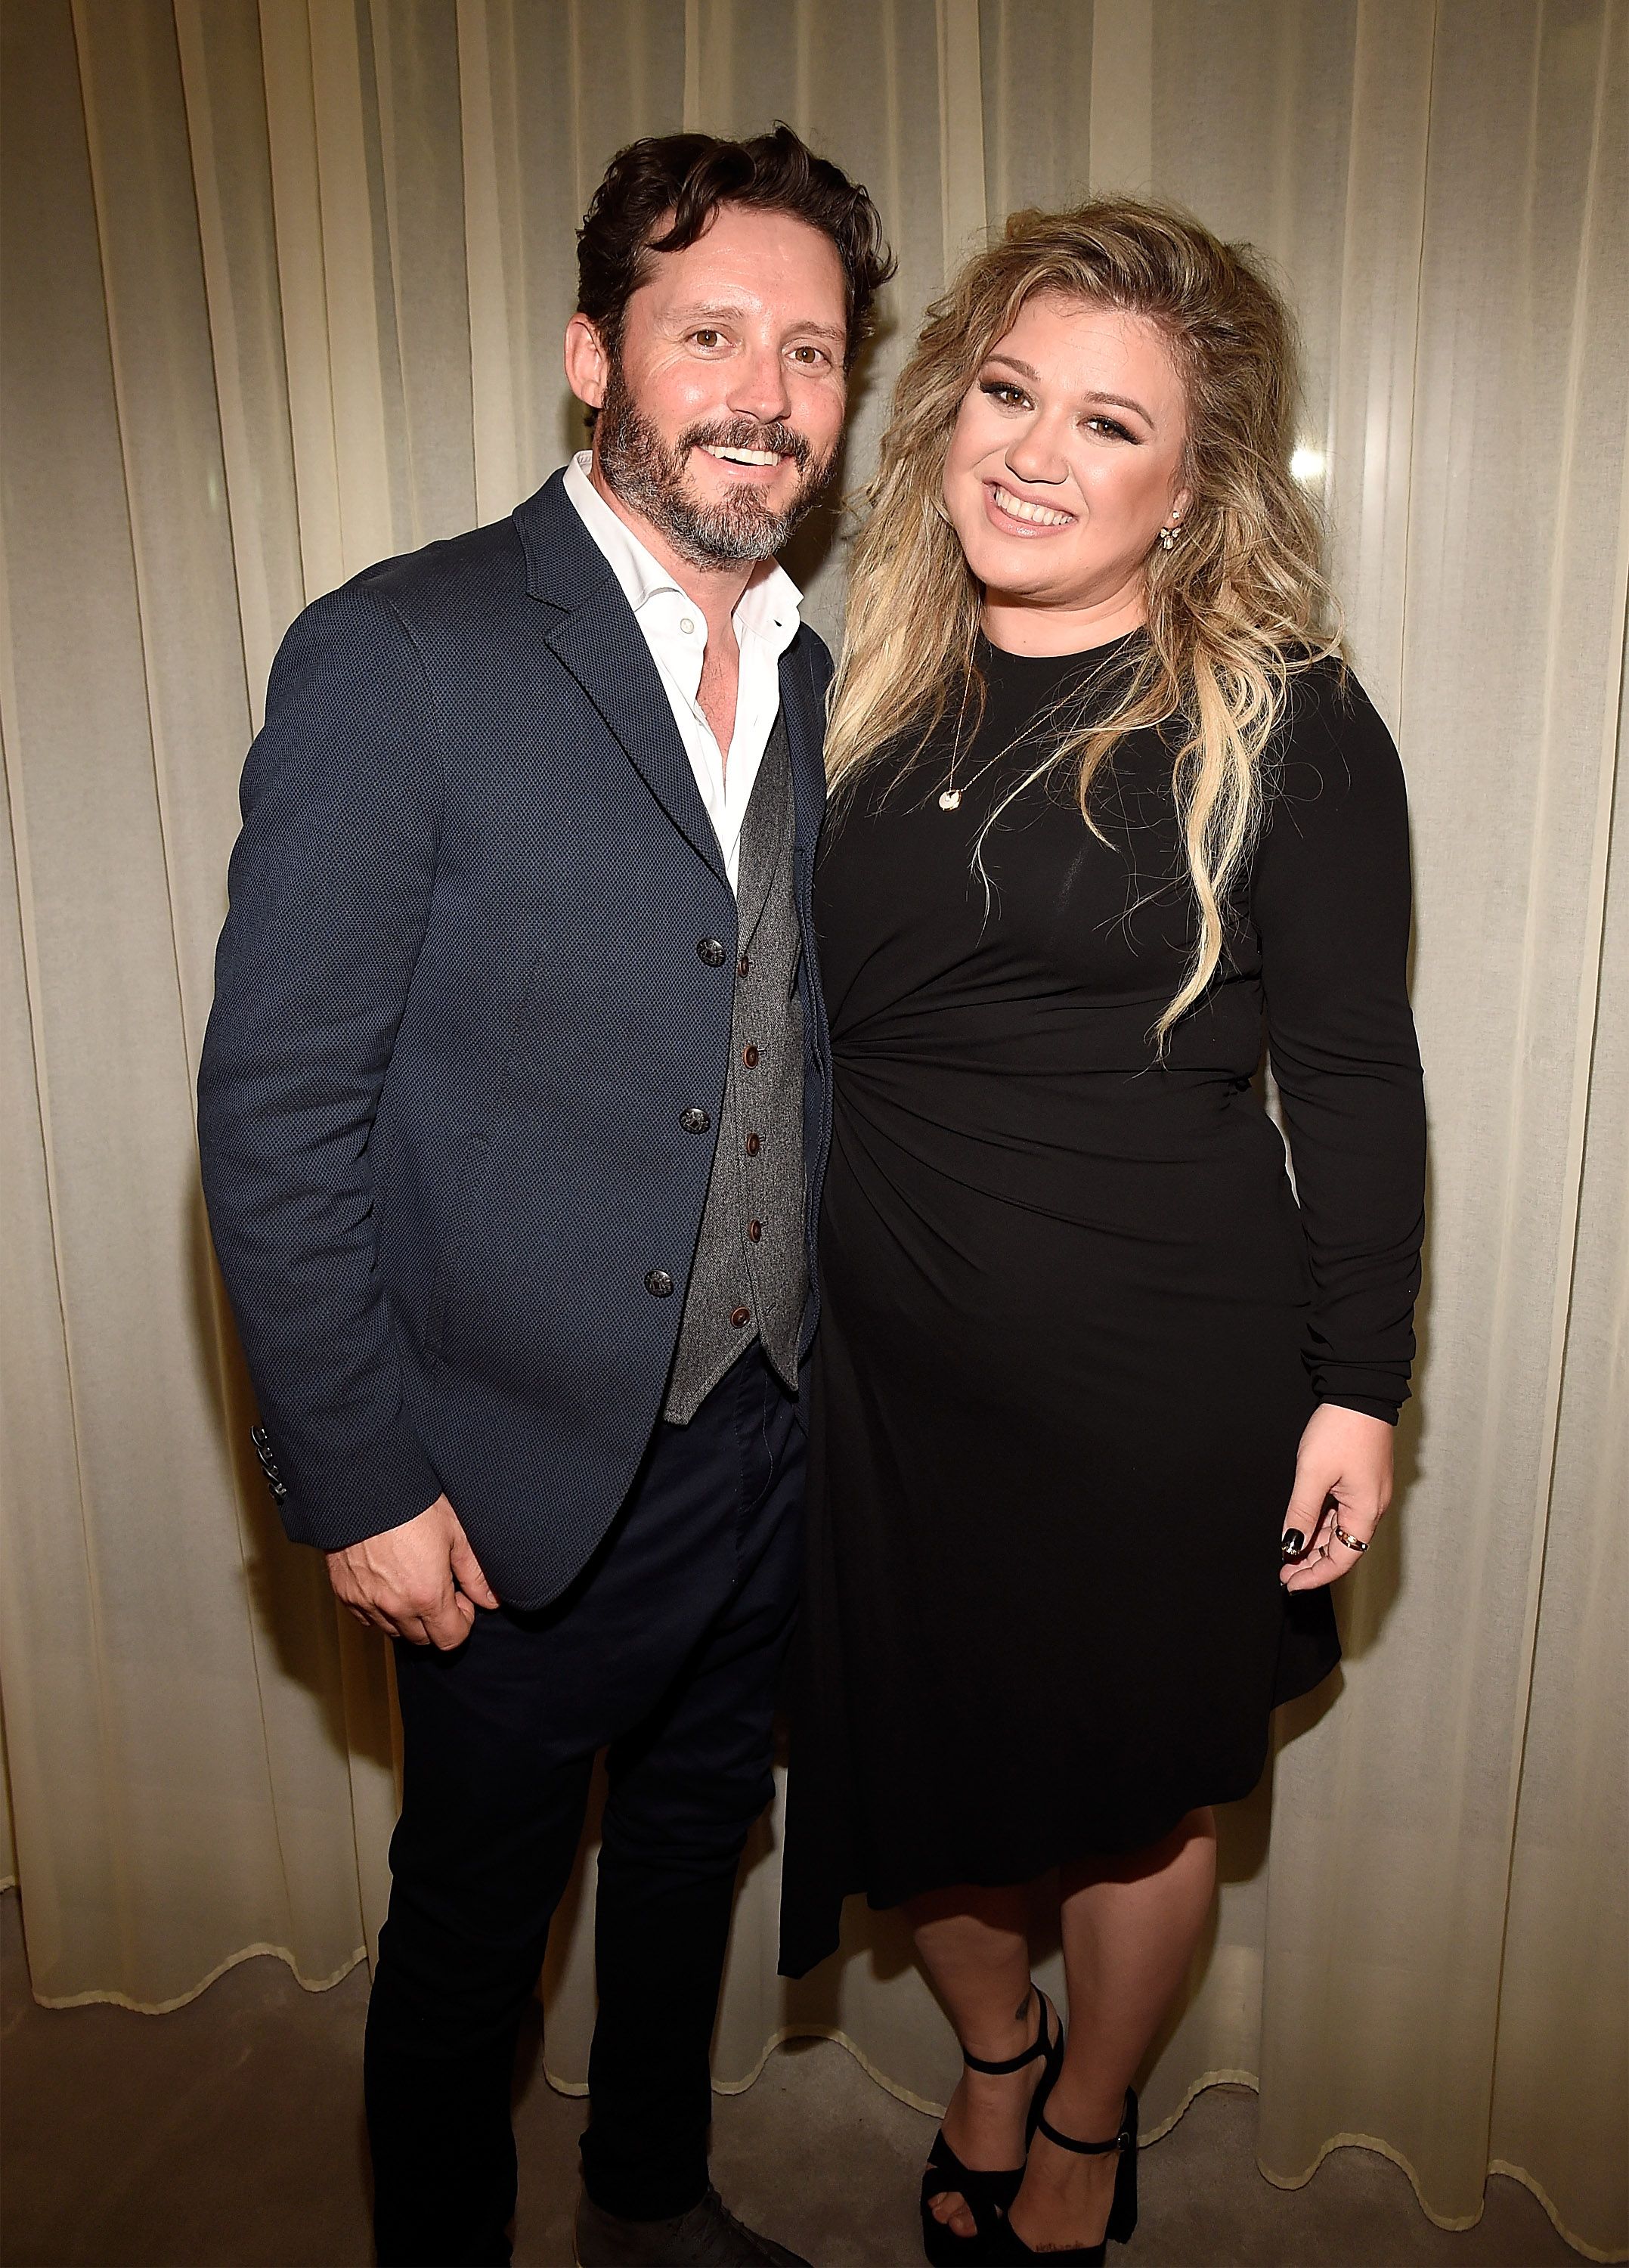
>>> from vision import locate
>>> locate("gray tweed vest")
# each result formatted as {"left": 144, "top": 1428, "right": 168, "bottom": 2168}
{"left": 664, "top": 711, "right": 808, "bottom": 1423}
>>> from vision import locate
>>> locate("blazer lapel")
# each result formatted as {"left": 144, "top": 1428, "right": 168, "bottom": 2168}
{"left": 543, "top": 603, "right": 729, "bottom": 888}
{"left": 516, "top": 474, "right": 728, "bottom": 889}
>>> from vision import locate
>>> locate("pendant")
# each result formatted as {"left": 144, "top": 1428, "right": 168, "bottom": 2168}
{"left": 938, "top": 788, "right": 962, "bottom": 810}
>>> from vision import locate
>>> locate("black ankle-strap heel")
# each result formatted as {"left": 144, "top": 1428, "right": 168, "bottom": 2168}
{"left": 920, "top": 1987, "right": 1064, "bottom": 2266}
{"left": 993, "top": 2086, "right": 1138, "bottom": 2263}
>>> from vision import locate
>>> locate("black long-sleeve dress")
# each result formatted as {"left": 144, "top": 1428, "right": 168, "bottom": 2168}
{"left": 779, "top": 632, "right": 1426, "bottom": 1978}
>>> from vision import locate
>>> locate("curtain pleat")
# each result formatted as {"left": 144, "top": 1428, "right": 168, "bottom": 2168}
{"left": 0, "top": 1693, "right": 16, "bottom": 1891}
{"left": 1, "top": 2, "right": 1622, "bottom": 2254}
{"left": 172, "top": 0, "right": 306, "bottom": 729}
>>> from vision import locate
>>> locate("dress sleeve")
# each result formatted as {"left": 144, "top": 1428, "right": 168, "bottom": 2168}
{"left": 1252, "top": 661, "right": 1426, "bottom": 1423}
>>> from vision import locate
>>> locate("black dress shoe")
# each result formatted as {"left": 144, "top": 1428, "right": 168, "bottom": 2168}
{"left": 574, "top": 2185, "right": 812, "bottom": 2266}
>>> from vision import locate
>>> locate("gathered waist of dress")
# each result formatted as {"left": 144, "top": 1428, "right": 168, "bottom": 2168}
{"left": 832, "top": 1041, "right": 1266, "bottom": 1135}
{"left": 828, "top": 1031, "right": 1299, "bottom": 1222}
{"left": 824, "top": 1055, "right": 1305, "bottom": 1296}
{"left": 829, "top": 981, "right": 1260, "bottom": 1083}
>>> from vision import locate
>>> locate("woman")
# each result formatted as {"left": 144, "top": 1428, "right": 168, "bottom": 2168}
{"left": 779, "top": 202, "right": 1426, "bottom": 2267}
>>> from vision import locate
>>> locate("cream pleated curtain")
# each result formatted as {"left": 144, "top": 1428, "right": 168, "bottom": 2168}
{"left": 1, "top": 0, "right": 1624, "bottom": 2257}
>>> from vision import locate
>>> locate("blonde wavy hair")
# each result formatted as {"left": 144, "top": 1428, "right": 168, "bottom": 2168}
{"left": 826, "top": 199, "right": 1341, "bottom": 1043}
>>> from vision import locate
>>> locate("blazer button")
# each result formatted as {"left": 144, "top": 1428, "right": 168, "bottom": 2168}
{"left": 748, "top": 1220, "right": 762, "bottom": 1242}
{"left": 645, "top": 1269, "right": 675, "bottom": 1297}
{"left": 697, "top": 937, "right": 726, "bottom": 966}
{"left": 731, "top": 1306, "right": 752, "bottom": 1328}
{"left": 744, "top": 1132, "right": 761, "bottom": 1155}
{"left": 742, "top": 1045, "right": 759, "bottom": 1067}
{"left": 680, "top": 1108, "right": 711, "bottom": 1132}
{"left": 738, "top": 953, "right": 750, "bottom": 977}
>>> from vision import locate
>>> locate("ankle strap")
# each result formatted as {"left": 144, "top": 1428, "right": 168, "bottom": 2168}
{"left": 1036, "top": 2095, "right": 1133, "bottom": 2157}
{"left": 961, "top": 1988, "right": 1046, "bottom": 2077}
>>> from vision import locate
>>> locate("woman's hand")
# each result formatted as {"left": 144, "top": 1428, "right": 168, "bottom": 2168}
{"left": 1279, "top": 1403, "right": 1394, "bottom": 1591}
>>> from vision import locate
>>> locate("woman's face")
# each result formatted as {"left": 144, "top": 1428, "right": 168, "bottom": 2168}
{"left": 941, "top": 293, "right": 1191, "bottom": 636}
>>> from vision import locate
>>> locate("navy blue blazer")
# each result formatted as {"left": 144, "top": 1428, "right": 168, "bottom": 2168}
{"left": 197, "top": 470, "right": 834, "bottom": 1610}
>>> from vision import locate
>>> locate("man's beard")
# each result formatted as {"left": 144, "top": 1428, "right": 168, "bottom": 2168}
{"left": 595, "top": 361, "right": 837, "bottom": 569}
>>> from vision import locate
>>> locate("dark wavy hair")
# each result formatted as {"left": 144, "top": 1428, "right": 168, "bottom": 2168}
{"left": 577, "top": 123, "right": 895, "bottom": 379}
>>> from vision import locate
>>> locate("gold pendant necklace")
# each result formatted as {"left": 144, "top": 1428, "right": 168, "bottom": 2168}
{"left": 937, "top": 670, "right": 974, "bottom": 813}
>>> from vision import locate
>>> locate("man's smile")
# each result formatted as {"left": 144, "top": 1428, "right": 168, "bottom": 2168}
{"left": 694, "top": 443, "right": 796, "bottom": 479}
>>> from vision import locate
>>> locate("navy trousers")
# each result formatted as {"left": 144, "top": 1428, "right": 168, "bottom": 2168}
{"left": 364, "top": 1346, "right": 804, "bottom": 2267}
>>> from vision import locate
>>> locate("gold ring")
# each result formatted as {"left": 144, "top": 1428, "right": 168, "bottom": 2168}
{"left": 1333, "top": 1524, "right": 1368, "bottom": 1553}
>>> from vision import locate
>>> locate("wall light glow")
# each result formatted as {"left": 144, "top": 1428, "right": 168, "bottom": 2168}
{"left": 1290, "top": 445, "right": 1327, "bottom": 485}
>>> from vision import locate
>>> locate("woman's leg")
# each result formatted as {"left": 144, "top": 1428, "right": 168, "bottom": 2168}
{"left": 1009, "top": 1807, "right": 1218, "bottom": 2251}
{"left": 907, "top": 1883, "right": 1044, "bottom": 2240}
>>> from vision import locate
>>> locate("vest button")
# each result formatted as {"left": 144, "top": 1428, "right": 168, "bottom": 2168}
{"left": 730, "top": 1306, "right": 752, "bottom": 1328}
{"left": 744, "top": 1132, "right": 761, "bottom": 1156}
{"left": 748, "top": 1220, "right": 762, "bottom": 1242}
{"left": 680, "top": 1108, "right": 710, "bottom": 1133}
{"left": 738, "top": 954, "right": 750, "bottom": 977}
{"left": 743, "top": 1045, "right": 759, "bottom": 1067}
{"left": 697, "top": 937, "right": 726, "bottom": 965}
{"left": 645, "top": 1269, "right": 674, "bottom": 1297}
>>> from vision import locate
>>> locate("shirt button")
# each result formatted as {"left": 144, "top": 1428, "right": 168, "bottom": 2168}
{"left": 680, "top": 1108, "right": 710, "bottom": 1133}
{"left": 730, "top": 1306, "right": 752, "bottom": 1328}
{"left": 748, "top": 1220, "right": 762, "bottom": 1242}
{"left": 738, "top": 953, "right": 750, "bottom": 978}
{"left": 680, "top": 617, "right": 696, "bottom": 636}
{"left": 697, "top": 937, "right": 726, "bottom": 965}
{"left": 645, "top": 1269, "right": 674, "bottom": 1297}
{"left": 743, "top": 1045, "right": 759, "bottom": 1067}
{"left": 744, "top": 1132, "right": 761, "bottom": 1156}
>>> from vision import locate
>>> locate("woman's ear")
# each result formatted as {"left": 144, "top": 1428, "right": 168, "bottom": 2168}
{"left": 563, "top": 313, "right": 610, "bottom": 413}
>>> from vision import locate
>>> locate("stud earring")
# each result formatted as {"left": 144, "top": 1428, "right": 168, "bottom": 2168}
{"left": 1158, "top": 519, "right": 1181, "bottom": 552}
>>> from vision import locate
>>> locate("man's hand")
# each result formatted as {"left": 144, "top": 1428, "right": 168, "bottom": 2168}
{"left": 326, "top": 1495, "right": 500, "bottom": 1647}
{"left": 1279, "top": 1403, "right": 1394, "bottom": 1591}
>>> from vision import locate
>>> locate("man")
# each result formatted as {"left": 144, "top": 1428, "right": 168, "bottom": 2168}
{"left": 197, "top": 126, "right": 892, "bottom": 2268}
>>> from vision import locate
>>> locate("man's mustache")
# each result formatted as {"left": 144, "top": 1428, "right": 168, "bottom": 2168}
{"left": 680, "top": 417, "right": 812, "bottom": 471}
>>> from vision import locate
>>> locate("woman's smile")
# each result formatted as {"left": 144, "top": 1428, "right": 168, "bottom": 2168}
{"left": 983, "top": 478, "right": 1079, "bottom": 533}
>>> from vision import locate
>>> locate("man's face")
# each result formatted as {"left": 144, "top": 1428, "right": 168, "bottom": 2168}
{"left": 574, "top": 203, "right": 850, "bottom": 568}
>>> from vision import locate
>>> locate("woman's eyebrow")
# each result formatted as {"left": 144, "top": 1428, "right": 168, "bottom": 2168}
{"left": 981, "top": 353, "right": 1152, "bottom": 424}
{"left": 1082, "top": 391, "right": 1153, "bottom": 422}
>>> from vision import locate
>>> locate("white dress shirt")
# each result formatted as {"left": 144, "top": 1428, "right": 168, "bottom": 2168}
{"left": 563, "top": 451, "right": 802, "bottom": 891}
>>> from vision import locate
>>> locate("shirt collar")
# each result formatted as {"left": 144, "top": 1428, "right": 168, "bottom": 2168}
{"left": 564, "top": 451, "right": 801, "bottom": 652}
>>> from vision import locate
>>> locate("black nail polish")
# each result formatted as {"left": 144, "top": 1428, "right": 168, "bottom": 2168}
{"left": 1281, "top": 1529, "right": 1305, "bottom": 1560}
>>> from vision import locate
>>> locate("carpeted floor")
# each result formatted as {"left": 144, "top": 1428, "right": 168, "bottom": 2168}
{"left": 1, "top": 1891, "right": 1577, "bottom": 2267}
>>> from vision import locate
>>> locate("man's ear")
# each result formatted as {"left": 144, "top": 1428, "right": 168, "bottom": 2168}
{"left": 564, "top": 313, "right": 610, "bottom": 412}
